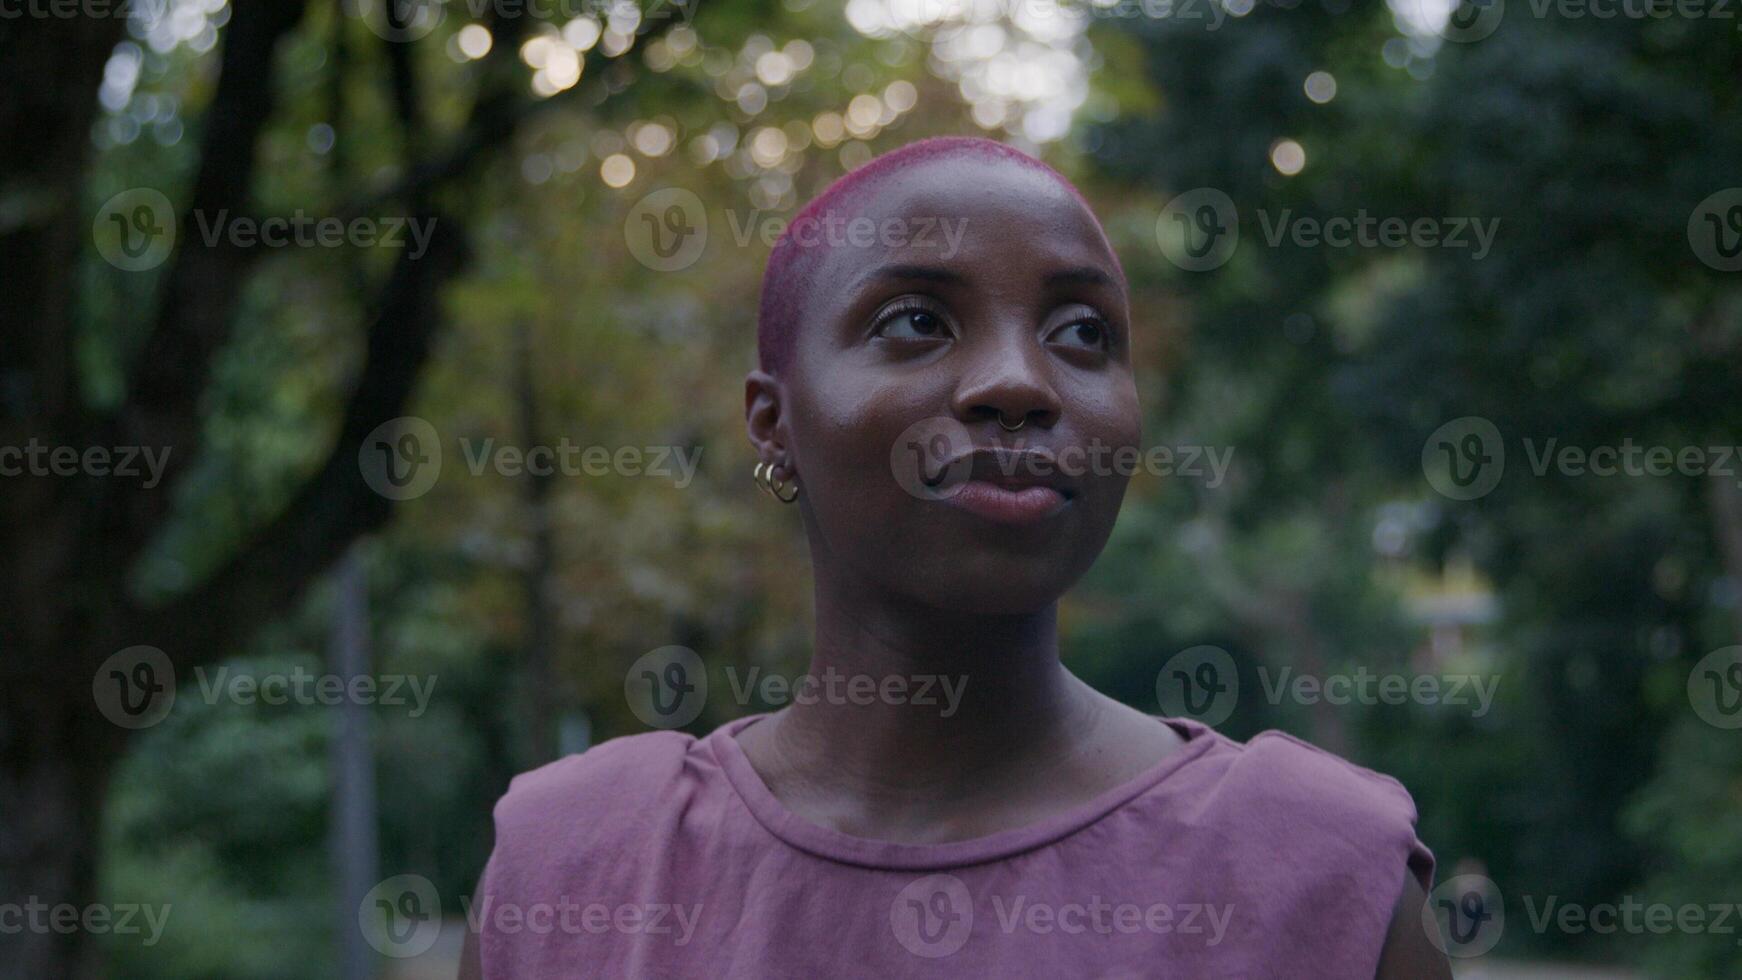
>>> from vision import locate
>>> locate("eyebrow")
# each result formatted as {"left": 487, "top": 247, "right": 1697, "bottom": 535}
{"left": 866, "top": 264, "right": 1118, "bottom": 288}
{"left": 870, "top": 263, "right": 965, "bottom": 285}
{"left": 1045, "top": 266, "right": 1117, "bottom": 288}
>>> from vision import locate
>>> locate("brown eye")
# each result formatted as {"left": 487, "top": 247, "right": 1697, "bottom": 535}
{"left": 873, "top": 300, "right": 951, "bottom": 341}
{"left": 1048, "top": 317, "right": 1110, "bottom": 351}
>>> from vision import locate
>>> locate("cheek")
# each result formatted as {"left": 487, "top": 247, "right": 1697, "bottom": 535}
{"left": 1073, "top": 374, "right": 1143, "bottom": 468}
{"left": 788, "top": 367, "right": 944, "bottom": 506}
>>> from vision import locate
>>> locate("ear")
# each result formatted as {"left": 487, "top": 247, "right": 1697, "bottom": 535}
{"left": 744, "top": 369, "right": 795, "bottom": 482}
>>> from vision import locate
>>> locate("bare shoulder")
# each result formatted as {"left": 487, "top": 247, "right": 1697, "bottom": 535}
{"left": 1092, "top": 693, "right": 1188, "bottom": 761}
{"left": 1376, "top": 869, "right": 1452, "bottom": 979}
{"left": 1068, "top": 690, "right": 1190, "bottom": 789}
{"left": 491, "top": 729, "right": 694, "bottom": 841}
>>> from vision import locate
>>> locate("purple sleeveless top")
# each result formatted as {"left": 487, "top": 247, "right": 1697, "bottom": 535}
{"left": 476, "top": 715, "right": 1434, "bottom": 978}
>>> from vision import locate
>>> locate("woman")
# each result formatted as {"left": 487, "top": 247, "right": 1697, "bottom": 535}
{"left": 462, "top": 137, "right": 1448, "bottom": 978}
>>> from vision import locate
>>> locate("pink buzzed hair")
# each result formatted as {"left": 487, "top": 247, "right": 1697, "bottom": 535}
{"left": 754, "top": 136, "right": 1122, "bottom": 375}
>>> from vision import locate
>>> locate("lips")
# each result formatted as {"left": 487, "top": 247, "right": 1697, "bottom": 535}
{"left": 931, "top": 447, "right": 1077, "bottom": 526}
{"left": 946, "top": 480, "right": 1069, "bottom": 525}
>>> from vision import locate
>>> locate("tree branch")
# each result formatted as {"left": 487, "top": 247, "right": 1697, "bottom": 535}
{"left": 0, "top": 11, "right": 127, "bottom": 429}
{"left": 106, "top": 0, "right": 312, "bottom": 562}
{"left": 130, "top": 214, "right": 470, "bottom": 672}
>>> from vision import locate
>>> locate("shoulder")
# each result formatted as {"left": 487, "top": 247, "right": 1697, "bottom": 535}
{"left": 483, "top": 728, "right": 704, "bottom": 896}
{"left": 1212, "top": 728, "right": 1423, "bottom": 844}
{"left": 490, "top": 729, "right": 696, "bottom": 843}
{"left": 1179, "top": 724, "right": 1435, "bottom": 896}
{"left": 475, "top": 729, "right": 720, "bottom": 970}
{"left": 1179, "top": 725, "right": 1437, "bottom": 967}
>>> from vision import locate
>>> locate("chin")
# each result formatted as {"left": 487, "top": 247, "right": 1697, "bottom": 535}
{"left": 896, "top": 537, "right": 1096, "bottom": 616}
{"left": 804, "top": 487, "right": 1119, "bottom": 614}
{"left": 925, "top": 579, "right": 1071, "bottom": 616}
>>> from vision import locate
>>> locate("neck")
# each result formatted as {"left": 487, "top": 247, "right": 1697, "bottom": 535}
{"left": 769, "top": 554, "right": 1094, "bottom": 799}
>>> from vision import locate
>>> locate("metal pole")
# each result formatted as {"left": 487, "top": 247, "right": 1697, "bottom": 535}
{"left": 330, "top": 547, "right": 378, "bottom": 980}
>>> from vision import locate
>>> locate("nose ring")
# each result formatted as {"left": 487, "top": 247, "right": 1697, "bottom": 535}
{"left": 998, "top": 414, "right": 1027, "bottom": 432}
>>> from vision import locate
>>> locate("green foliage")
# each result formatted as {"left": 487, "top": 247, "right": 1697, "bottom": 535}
{"left": 83, "top": 0, "right": 1741, "bottom": 975}
{"left": 1625, "top": 717, "right": 1742, "bottom": 977}
{"left": 1090, "top": 3, "right": 1742, "bottom": 972}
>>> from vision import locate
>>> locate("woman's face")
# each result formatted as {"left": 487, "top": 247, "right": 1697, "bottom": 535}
{"left": 752, "top": 155, "right": 1140, "bottom": 615}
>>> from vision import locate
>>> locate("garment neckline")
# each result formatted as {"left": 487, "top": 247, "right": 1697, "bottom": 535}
{"left": 705, "top": 712, "right": 1222, "bottom": 871}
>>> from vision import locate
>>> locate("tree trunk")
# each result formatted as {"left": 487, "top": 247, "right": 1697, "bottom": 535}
{"left": 329, "top": 550, "right": 378, "bottom": 980}
{"left": 516, "top": 320, "right": 561, "bottom": 765}
{"left": 0, "top": 681, "right": 125, "bottom": 980}
{"left": 1707, "top": 474, "right": 1742, "bottom": 646}
{"left": 0, "top": 4, "right": 683, "bottom": 973}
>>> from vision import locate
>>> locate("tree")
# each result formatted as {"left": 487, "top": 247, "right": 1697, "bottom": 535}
{"left": 1089, "top": 1, "right": 1742, "bottom": 967}
{"left": 0, "top": 4, "right": 688, "bottom": 975}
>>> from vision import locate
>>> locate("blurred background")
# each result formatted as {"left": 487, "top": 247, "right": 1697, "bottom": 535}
{"left": 3, "top": 0, "right": 1740, "bottom": 976}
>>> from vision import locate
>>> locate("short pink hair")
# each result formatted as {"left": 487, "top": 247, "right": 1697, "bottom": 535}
{"left": 754, "top": 136, "right": 1120, "bottom": 375}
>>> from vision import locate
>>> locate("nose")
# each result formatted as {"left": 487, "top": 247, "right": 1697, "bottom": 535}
{"left": 950, "top": 332, "right": 1062, "bottom": 432}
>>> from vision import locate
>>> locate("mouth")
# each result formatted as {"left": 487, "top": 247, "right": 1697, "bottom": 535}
{"left": 945, "top": 481, "right": 1070, "bottom": 525}
{"left": 932, "top": 447, "right": 1077, "bottom": 526}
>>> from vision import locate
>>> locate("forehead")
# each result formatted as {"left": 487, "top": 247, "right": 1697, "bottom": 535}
{"left": 805, "top": 156, "right": 1122, "bottom": 296}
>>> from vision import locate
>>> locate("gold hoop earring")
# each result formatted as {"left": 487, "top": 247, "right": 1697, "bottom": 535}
{"left": 753, "top": 461, "right": 799, "bottom": 503}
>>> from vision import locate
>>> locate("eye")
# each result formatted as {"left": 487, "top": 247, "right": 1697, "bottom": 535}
{"left": 1046, "top": 312, "right": 1112, "bottom": 352}
{"left": 872, "top": 298, "right": 952, "bottom": 342}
